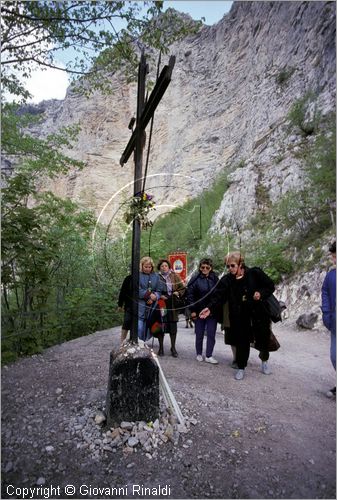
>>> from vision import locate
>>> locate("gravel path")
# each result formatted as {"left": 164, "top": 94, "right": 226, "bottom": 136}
{"left": 1, "top": 318, "right": 336, "bottom": 499}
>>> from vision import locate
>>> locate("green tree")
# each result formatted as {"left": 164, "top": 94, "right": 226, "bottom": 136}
{"left": 1, "top": 1, "right": 201, "bottom": 99}
{"left": 306, "top": 113, "right": 336, "bottom": 212}
{"left": 287, "top": 91, "right": 321, "bottom": 136}
{"left": 1, "top": 156, "right": 127, "bottom": 361}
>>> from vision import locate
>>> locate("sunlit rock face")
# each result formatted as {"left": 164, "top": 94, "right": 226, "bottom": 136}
{"left": 27, "top": 1, "right": 335, "bottom": 232}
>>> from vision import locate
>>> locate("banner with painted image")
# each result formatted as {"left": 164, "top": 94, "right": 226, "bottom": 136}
{"left": 168, "top": 252, "right": 187, "bottom": 282}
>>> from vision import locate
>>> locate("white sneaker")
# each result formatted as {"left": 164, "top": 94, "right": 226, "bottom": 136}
{"left": 205, "top": 356, "right": 219, "bottom": 364}
{"left": 261, "top": 361, "right": 272, "bottom": 375}
{"left": 196, "top": 355, "right": 203, "bottom": 362}
{"left": 235, "top": 369, "right": 245, "bottom": 380}
{"left": 326, "top": 387, "right": 336, "bottom": 398}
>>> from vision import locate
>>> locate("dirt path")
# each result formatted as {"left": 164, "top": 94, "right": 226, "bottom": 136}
{"left": 1, "top": 319, "right": 336, "bottom": 499}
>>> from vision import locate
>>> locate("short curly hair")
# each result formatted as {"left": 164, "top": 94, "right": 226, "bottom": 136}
{"left": 157, "top": 259, "right": 171, "bottom": 270}
{"left": 199, "top": 258, "right": 213, "bottom": 268}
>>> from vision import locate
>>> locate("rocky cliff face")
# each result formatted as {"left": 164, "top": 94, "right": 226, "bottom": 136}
{"left": 24, "top": 1, "right": 335, "bottom": 317}
{"left": 29, "top": 1, "right": 335, "bottom": 225}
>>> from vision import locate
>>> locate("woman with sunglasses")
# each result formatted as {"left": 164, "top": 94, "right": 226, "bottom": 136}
{"left": 186, "top": 258, "right": 221, "bottom": 364}
{"left": 200, "top": 251, "right": 275, "bottom": 380}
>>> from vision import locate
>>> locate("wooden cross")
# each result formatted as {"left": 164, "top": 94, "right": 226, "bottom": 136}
{"left": 120, "top": 53, "right": 176, "bottom": 343}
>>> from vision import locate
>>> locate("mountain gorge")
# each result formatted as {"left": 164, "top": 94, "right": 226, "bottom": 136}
{"left": 18, "top": 1, "right": 336, "bottom": 316}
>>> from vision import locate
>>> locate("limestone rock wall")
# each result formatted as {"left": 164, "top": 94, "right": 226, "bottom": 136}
{"left": 29, "top": 1, "right": 335, "bottom": 232}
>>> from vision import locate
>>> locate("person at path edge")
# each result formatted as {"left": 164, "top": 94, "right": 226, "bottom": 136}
{"left": 118, "top": 273, "right": 132, "bottom": 344}
{"left": 321, "top": 240, "right": 336, "bottom": 398}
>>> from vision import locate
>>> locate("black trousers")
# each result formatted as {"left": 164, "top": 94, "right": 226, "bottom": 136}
{"left": 236, "top": 339, "right": 251, "bottom": 369}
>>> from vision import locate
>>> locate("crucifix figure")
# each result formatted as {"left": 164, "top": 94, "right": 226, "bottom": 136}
{"left": 120, "top": 53, "right": 176, "bottom": 344}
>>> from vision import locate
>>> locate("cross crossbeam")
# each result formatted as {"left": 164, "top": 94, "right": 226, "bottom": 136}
{"left": 120, "top": 55, "right": 175, "bottom": 166}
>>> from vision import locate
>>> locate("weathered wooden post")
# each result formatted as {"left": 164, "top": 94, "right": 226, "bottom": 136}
{"left": 106, "top": 54, "right": 175, "bottom": 426}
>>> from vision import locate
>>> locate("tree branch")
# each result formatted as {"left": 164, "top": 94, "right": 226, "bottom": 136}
{"left": 1, "top": 6, "right": 127, "bottom": 24}
{"left": 2, "top": 57, "right": 93, "bottom": 75}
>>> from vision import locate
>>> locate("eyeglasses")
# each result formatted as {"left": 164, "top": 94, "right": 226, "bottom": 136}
{"left": 226, "top": 263, "right": 237, "bottom": 269}
{"left": 200, "top": 265, "right": 211, "bottom": 270}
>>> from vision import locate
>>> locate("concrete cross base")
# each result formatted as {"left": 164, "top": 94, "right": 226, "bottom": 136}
{"left": 106, "top": 345, "right": 159, "bottom": 427}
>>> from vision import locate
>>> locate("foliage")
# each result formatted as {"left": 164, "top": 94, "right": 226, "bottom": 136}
{"left": 277, "top": 112, "right": 336, "bottom": 236}
{"left": 243, "top": 111, "right": 336, "bottom": 276}
{"left": 275, "top": 66, "right": 295, "bottom": 86}
{"left": 287, "top": 90, "right": 321, "bottom": 136}
{"left": 306, "top": 113, "right": 336, "bottom": 205}
{"left": 1, "top": 1, "right": 201, "bottom": 99}
{"left": 1, "top": 179, "right": 126, "bottom": 363}
{"left": 198, "top": 232, "right": 235, "bottom": 275}
{"left": 1, "top": 109, "right": 129, "bottom": 363}
{"left": 235, "top": 159, "right": 246, "bottom": 169}
{"left": 2, "top": 103, "right": 83, "bottom": 173}
{"left": 245, "top": 237, "right": 294, "bottom": 283}
{"left": 139, "top": 171, "right": 231, "bottom": 267}
{"left": 255, "top": 182, "right": 271, "bottom": 209}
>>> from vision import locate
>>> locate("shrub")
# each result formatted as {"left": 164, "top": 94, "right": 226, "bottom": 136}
{"left": 246, "top": 239, "right": 294, "bottom": 283}
{"left": 275, "top": 66, "right": 295, "bottom": 86}
{"left": 287, "top": 91, "right": 321, "bottom": 136}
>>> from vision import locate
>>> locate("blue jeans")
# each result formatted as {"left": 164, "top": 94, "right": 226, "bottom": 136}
{"left": 195, "top": 317, "right": 217, "bottom": 358}
{"left": 138, "top": 319, "right": 150, "bottom": 341}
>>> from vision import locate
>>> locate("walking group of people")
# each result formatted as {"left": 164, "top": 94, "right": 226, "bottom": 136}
{"left": 118, "top": 251, "right": 278, "bottom": 380}
{"left": 118, "top": 243, "right": 336, "bottom": 387}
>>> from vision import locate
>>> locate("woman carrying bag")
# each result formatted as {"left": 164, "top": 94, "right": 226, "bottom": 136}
{"left": 200, "top": 251, "right": 277, "bottom": 380}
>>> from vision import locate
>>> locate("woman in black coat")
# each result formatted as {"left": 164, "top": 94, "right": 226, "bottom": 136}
{"left": 200, "top": 251, "right": 275, "bottom": 380}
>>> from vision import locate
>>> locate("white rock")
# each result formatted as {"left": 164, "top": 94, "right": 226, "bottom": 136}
{"left": 177, "top": 423, "right": 188, "bottom": 433}
{"left": 36, "top": 477, "right": 46, "bottom": 486}
{"left": 94, "top": 412, "right": 106, "bottom": 425}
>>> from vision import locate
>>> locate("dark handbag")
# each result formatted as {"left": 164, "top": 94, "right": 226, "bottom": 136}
{"left": 264, "top": 294, "right": 283, "bottom": 323}
{"left": 174, "top": 292, "right": 187, "bottom": 310}
{"left": 252, "top": 331, "right": 281, "bottom": 352}
{"left": 146, "top": 299, "right": 166, "bottom": 337}
{"left": 268, "top": 331, "right": 281, "bottom": 351}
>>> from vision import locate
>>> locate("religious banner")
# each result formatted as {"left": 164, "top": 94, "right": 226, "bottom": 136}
{"left": 168, "top": 252, "right": 187, "bottom": 282}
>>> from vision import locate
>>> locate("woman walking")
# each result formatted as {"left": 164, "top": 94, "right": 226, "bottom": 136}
{"left": 200, "top": 251, "right": 275, "bottom": 379}
{"left": 186, "top": 258, "right": 221, "bottom": 364}
{"left": 157, "top": 259, "right": 185, "bottom": 357}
